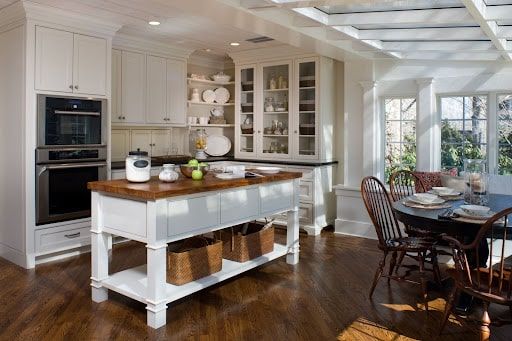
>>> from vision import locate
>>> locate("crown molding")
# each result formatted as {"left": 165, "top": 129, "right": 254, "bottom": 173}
{"left": 22, "top": 0, "right": 121, "bottom": 37}
{"left": 416, "top": 77, "right": 435, "bottom": 86}
{"left": 228, "top": 44, "right": 311, "bottom": 64}
{"left": 113, "top": 33, "right": 194, "bottom": 60}
{"left": 0, "top": 1, "right": 26, "bottom": 33}
{"left": 188, "top": 51, "right": 234, "bottom": 70}
{"left": 359, "top": 81, "right": 377, "bottom": 90}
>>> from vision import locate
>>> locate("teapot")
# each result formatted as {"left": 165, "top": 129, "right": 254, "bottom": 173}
{"left": 210, "top": 108, "right": 224, "bottom": 117}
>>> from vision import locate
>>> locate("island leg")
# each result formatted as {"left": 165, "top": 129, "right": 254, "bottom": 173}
{"left": 146, "top": 243, "right": 168, "bottom": 329}
{"left": 90, "top": 192, "right": 110, "bottom": 302}
{"left": 286, "top": 179, "right": 300, "bottom": 265}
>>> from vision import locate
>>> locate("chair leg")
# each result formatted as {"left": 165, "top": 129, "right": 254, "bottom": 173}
{"left": 480, "top": 302, "right": 491, "bottom": 341}
{"left": 439, "top": 285, "right": 458, "bottom": 335}
{"left": 430, "top": 248, "right": 442, "bottom": 286}
{"left": 418, "top": 251, "right": 428, "bottom": 312}
{"left": 395, "top": 251, "right": 405, "bottom": 275}
{"left": 388, "top": 251, "right": 397, "bottom": 283}
{"left": 369, "top": 252, "right": 387, "bottom": 299}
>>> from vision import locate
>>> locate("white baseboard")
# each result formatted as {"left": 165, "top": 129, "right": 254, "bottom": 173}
{"left": 0, "top": 242, "right": 29, "bottom": 268}
{"left": 334, "top": 218, "right": 377, "bottom": 240}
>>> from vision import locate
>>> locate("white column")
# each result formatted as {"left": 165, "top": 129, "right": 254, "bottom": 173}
{"left": 359, "top": 81, "right": 380, "bottom": 178}
{"left": 416, "top": 78, "right": 438, "bottom": 171}
{"left": 286, "top": 178, "right": 300, "bottom": 265}
{"left": 90, "top": 191, "right": 111, "bottom": 302}
{"left": 145, "top": 200, "right": 168, "bottom": 329}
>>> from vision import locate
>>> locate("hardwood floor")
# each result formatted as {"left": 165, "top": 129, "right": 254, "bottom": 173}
{"left": 1, "top": 229, "right": 511, "bottom": 340}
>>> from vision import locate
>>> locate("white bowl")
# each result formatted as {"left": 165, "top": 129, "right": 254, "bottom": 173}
{"left": 212, "top": 74, "right": 231, "bottom": 83}
{"left": 412, "top": 193, "right": 439, "bottom": 204}
{"left": 460, "top": 204, "right": 491, "bottom": 217}
{"left": 432, "top": 186, "right": 458, "bottom": 196}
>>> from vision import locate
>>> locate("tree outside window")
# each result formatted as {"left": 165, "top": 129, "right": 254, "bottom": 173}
{"left": 498, "top": 94, "right": 512, "bottom": 175}
{"left": 440, "top": 96, "right": 487, "bottom": 173}
{"left": 384, "top": 98, "right": 417, "bottom": 183}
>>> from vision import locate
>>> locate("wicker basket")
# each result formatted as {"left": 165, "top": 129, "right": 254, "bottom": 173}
{"left": 166, "top": 236, "right": 222, "bottom": 285}
{"left": 216, "top": 222, "right": 274, "bottom": 263}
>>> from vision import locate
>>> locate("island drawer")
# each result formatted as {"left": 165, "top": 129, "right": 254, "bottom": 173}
{"left": 35, "top": 223, "right": 91, "bottom": 254}
{"left": 167, "top": 194, "right": 220, "bottom": 236}
{"left": 220, "top": 187, "right": 259, "bottom": 224}
{"left": 259, "top": 182, "right": 294, "bottom": 214}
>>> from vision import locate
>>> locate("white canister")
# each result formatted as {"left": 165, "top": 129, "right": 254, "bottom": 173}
{"left": 125, "top": 149, "right": 151, "bottom": 182}
{"left": 159, "top": 164, "right": 179, "bottom": 183}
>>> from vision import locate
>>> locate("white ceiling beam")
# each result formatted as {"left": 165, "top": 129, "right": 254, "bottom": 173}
{"left": 327, "top": 7, "right": 474, "bottom": 26}
{"left": 291, "top": 7, "right": 328, "bottom": 25}
{"left": 334, "top": 26, "right": 488, "bottom": 40}
{"left": 460, "top": 0, "right": 511, "bottom": 60}
{"left": 271, "top": 0, "right": 398, "bottom": 8}
{"left": 485, "top": 5, "right": 512, "bottom": 21}
{"left": 498, "top": 25, "right": 512, "bottom": 38}
{"left": 240, "top": 0, "right": 278, "bottom": 9}
{"left": 381, "top": 41, "right": 497, "bottom": 52}
{"left": 328, "top": 25, "right": 401, "bottom": 58}
{"left": 292, "top": 13, "right": 322, "bottom": 27}
{"left": 399, "top": 51, "right": 503, "bottom": 61}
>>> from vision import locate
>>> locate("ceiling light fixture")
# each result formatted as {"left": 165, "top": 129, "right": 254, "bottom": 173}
{"left": 205, "top": 48, "right": 212, "bottom": 52}
{"left": 230, "top": 42, "right": 240, "bottom": 46}
{"left": 148, "top": 21, "right": 160, "bottom": 26}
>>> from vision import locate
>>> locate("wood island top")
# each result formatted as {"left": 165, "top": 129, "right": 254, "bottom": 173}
{"left": 88, "top": 171, "right": 302, "bottom": 200}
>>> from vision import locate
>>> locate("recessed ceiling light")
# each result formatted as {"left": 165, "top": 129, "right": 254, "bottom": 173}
{"left": 205, "top": 48, "right": 212, "bottom": 52}
{"left": 148, "top": 21, "right": 160, "bottom": 26}
{"left": 230, "top": 42, "right": 240, "bottom": 46}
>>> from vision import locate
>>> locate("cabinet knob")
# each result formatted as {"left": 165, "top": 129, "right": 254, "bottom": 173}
{"left": 69, "top": 85, "right": 73, "bottom": 89}
{"left": 74, "top": 85, "right": 79, "bottom": 89}
{"left": 118, "top": 116, "right": 122, "bottom": 120}
{"left": 258, "top": 130, "right": 261, "bottom": 134}
{"left": 294, "top": 130, "right": 298, "bottom": 134}
{"left": 122, "top": 116, "right": 126, "bottom": 120}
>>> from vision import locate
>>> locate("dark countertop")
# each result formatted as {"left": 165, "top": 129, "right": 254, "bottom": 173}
{"left": 111, "top": 155, "right": 338, "bottom": 170}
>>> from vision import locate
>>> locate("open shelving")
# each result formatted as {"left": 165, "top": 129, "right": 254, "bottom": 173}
{"left": 187, "top": 77, "right": 235, "bottom": 86}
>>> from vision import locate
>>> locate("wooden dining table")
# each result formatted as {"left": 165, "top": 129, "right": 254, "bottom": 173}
{"left": 393, "top": 194, "right": 512, "bottom": 238}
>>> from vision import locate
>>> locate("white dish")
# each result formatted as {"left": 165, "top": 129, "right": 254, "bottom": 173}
{"left": 202, "top": 89, "right": 215, "bottom": 103}
{"left": 214, "top": 87, "right": 230, "bottom": 104}
{"left": 205, "top": 135, "right": 232, "bottom": 156}
{"left": 454, "top": 208, "right": 493, "bottom": 220}
{"left": 460, "top": 204, "right": 491, "bottom": 217}
{"left": 212, "top": 73, "right": 231, "bottom": 83}
{"left": 215, "top": 173, "right": 244, "bottom": 180}
{"left": 412, "top": 193, "right": 442, "bottom": 204}
{"left": 409, "top": 194, "right": 445, "bottom": 205}
{"left": 255, "top": 166, "right": 281, "bottom": 174}
{"left": 432, "top": 187, "right": 459, "bottom": 196}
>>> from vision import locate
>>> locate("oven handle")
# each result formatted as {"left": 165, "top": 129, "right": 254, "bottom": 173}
{"left": 39, "top": 162, "right": 107, "bottom": 173}
{"left": 54, "top": 110, "right": 101, "bottom": 116}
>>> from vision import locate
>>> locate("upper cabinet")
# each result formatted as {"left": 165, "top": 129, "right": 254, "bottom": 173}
{"left": 35, "top": 26, "right": 107, "bottom": 96}
{"left": 112, "top": 48, "right": 187, "bottom": 126}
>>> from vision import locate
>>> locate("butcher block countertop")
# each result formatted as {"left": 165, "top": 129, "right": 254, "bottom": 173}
{"left": 88, "top": 171, "right": 302, "bottom": 200}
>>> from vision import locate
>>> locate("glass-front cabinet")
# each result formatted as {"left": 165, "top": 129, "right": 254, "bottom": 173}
{"left": 260, "top": 61, "right": 291, "bottom": 159}
{"left": 295, "top": 58, "right": 318, "bottom": 159}
{"left": 238, "top": 65, "right": 256, "bottom": 156}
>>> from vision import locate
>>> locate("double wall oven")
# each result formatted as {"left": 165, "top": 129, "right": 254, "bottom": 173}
{"left": 36, "top": 95, "right": 107, "bottom": 225}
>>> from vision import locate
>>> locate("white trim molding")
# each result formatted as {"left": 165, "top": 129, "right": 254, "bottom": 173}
{"left": 415, "top": 77, "right": 439, "bottom": 171}
{"left": 333, "top": 185, "right": 376, "bottom": 240}
{"left": 359, "top": 80, "right": 381, "bottom": 178}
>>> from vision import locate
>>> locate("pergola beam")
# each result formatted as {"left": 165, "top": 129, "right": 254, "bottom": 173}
{"left": 460, "top": 0, "right": 512, "bottom": 60}
{"left": 339, "top": 27, "right": 487, "bottom": 41}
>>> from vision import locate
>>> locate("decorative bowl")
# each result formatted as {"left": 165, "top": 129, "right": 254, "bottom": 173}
{"left": 212, "top": 73, "right": 231, "bottom": 83}
{"left": 460, "top": 204, "right": 491, "bottom": 217}
{"left": 180, "top": 164, "right": 209, "bottom": 178}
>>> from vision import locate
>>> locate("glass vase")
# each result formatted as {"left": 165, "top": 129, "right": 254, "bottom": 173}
{"left": 463, "top": 159, "right": 489, "bottom": 205}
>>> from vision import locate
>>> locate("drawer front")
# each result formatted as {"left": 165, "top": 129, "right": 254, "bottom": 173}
{"left": 102, "top": 196, "right": 147, "bottom": 238}
{"left": 260, "top": 181, "right": 294, "bottom": 214}
{"left": 35, "top": 224, "right": 91, "bottom": 254}
{"left": 299, "top": 203, "right": 314, "bottom": 225}
{"left": 168, "top": 194, "right": 219, "bottom": 236}
{"left": 220, "top": 187, "right": 259, "bottom": 224}
{"left": 299, "top": 180, "right": 313, "bottom": 202}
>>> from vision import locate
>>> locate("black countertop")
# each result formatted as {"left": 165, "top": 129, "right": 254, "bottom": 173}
{"left": 111, "top": 155, "right": 338, "bottom": 170}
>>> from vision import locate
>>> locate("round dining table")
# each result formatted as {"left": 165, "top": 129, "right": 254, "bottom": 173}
{"left": 393, "top": 194, "right": 512, "bottom": 237}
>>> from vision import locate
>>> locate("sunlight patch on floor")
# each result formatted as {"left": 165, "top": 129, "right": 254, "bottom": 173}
{"left": 337, "top": 317, "right": 419, "bottom": 341}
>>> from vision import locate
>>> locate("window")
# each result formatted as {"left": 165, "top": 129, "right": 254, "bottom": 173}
{"left": 384, "top": 97, "right": 417, "bottom": 183}
{"left": 440, "top": 95, "right": 488, "bottom": 172}
{"left": 498, "top": 94, "right": 512, "bottom": 175}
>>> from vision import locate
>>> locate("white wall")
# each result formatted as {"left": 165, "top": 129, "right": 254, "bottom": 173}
{"left": 0, "top": 25, "right": 26, "bottom": 262}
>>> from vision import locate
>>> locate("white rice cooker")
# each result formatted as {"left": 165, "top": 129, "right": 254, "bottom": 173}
{"left": 125, "top": 149, "right": 151, "bottom": 182}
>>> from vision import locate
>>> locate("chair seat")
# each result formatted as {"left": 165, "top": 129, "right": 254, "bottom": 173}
{"left": 446, "top": 267, "right": 512, "bottom": 305}
{"left": 384, "top": 237, "right": 434, "bottom": 252}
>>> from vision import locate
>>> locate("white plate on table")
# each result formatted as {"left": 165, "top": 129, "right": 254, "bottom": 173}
{"left": 255, "top": 166, "right": 281, "bottom": 174}
{"left": 408, "top": 196, "right": 446, "bottom": 205}
{"left": 205, "top": 134, "right": 232, "bottom": 156}
{"left": 453, "top": 208, "right": 494, "bottom": 220}
{"left": 215, "top": 173, "right": 244, "bottom": 180}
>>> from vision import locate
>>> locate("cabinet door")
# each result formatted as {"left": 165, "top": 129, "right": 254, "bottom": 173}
{"left": 130, "top": 130, "right": 152, "bottom": 154}
{"left": 151, "top": 130, "right": 171, "bottom": 157}
{"left": 73, "top": 34, "right": 107, "bottom": 95}
{"left": 111, "top": 49, "right": 122, "bottom": 123}
{"left": 236, "top": 65, "right": 258, "bottom": 158}
{"left": 166, "top": 59, "right": 186, "bottom": 125}
{"left": 146, "top": 55, "right": 167, "bottom": 124}
{"left": 111, "top": 129, "right": 130, "bottom": 161}
{"left": 35, "top": 26, "right": 74, "bottom": 93}
{"left": 121, "top": 51, "right": 146, "bottom": 123}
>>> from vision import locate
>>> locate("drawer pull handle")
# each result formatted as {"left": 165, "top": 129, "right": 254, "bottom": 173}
{"left": 64, "top": 232, "right": 81, "bottom": 239}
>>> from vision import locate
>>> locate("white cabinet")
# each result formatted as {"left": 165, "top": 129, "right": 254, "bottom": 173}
{"left": 111, "top": 129, "right": 130, "bottom": 161}
{"left": 112, "top": 48, "right": 187, "bottom": 126}
{"left": 146, "top": 55, "right": 167, "bottom": 124}
{"left": 130, "top": 129, "right": 170, "bottom": 156}
{"left": 166, "top": 59, "right": 186, "bottom": 125}
{"left": 35, "top": 26, "right": 107, "bottom": 96}
{"left": 121, "top": 51, "right": 146, "bottom": 124}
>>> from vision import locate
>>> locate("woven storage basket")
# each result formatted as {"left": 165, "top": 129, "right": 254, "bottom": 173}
{"left": 167, "top": 236, "right": 222, "bottom": 285}
{"left": 216, "top": 222, "right": 274, "bottom": 263}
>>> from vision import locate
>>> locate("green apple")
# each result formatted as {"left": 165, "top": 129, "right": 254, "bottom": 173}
{"left": 188, "top": 159, "right": 199, "bottom": 167}
{"left": 191, "top": 169, "right": 203, "bottom": 180}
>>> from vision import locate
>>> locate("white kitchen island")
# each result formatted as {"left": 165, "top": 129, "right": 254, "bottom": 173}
{"left": 88, "top": 172, "right": 301, "bottom": 329}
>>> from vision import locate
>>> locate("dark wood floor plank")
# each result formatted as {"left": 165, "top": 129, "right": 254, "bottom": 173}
{"left": 1, "top": 229, "right": 511, "bottom": 340}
